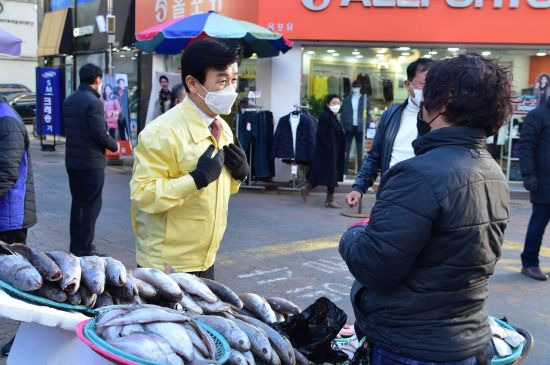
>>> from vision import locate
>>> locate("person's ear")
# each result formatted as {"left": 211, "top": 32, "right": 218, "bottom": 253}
{"left": 186, "top": 76, "right": 199, "bottom": 94}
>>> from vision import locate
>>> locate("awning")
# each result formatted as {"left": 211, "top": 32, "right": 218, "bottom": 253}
{"left": 37, "top": 8, "right": 73, "bottom": 57}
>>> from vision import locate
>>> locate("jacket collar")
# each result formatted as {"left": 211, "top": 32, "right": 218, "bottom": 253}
{"left": 413, "top": 126, "right": 487, "bottom": 156}
{"left": 180, "top": 97, "right": 230, "bottom": 144}
{"left": 78, "top": 83, "right": 101, "bottom": 99}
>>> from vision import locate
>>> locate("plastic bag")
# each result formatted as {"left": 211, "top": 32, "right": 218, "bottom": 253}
{"left": 275, "top": 297, "right": 349, "bottom": 364}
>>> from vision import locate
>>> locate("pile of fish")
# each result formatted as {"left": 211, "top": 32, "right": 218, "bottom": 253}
{"left": 489, "top": 317, "right": 526, "bottom": 358}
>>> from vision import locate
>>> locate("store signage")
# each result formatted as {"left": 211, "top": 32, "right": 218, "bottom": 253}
{"left": 301, "top": 0, "right": 550, "bottom": 10}
{"left": 73, "top": 25, "right": 94, "bottom": 37}
{"left": 36, "top": 67, "right": 63, "bottom": 136}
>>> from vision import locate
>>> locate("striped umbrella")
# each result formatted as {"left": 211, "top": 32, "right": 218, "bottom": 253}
{"left": 135, "top": 11, "right": 292, "bottom": 58}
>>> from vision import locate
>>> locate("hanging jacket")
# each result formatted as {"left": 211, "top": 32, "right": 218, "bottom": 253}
{"left": 0, "top": 99, "right": 36, "bottom": 232}
{"left": 340, "top": 126, "right": 509, "bottom": 361}
{"left": 130, "top": 98, "right": 240, "bottom": 272}
{"left": 272, "top": 113, "right": 317, "bottom": 163}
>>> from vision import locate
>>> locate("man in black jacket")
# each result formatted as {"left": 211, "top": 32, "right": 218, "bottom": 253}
{"left": 63, "top": 64, "right": 118, "bottom": 256}
{"left": 346, "top": 58, "right": 432, "bottom": 207}
{"left": 519, "top": 96, "right": 550, "bottom": 280}
{"left": 340, "top": 54, "right": 511, "bottom": 363}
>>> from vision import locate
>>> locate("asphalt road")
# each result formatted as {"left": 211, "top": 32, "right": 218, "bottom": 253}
{"left": 1, "top": 143, "right": 549, "bottom": 364}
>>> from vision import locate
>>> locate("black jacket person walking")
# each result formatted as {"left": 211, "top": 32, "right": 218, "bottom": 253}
{"left": 63, "top": 64, "right": 117, "bottom": 256}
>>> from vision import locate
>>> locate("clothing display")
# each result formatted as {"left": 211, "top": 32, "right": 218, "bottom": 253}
{"left": 343, "top": 77, "right": 351, "bottom": 96}
{"left": 237, "top": 110, "right": 275, "bottom": 180}
{"left": 272, "top": 112, "right": 317, "bottom": 164}
{"left": 389, "top": 96, "right": 419, "bottom": 167}
{"left": 382, "top": 78, "right": 394, "bottom": 102}
{"left": 311, "top": 75, "right": 329, "bottom": 100}
{"left": 341, "top": 93, "right": 369, "bottom": 171}
{"left": 355, "top": 73, "right": 372, "bottom": 96}
{"left": 328, "top": 76, "right": 344, "bottom": 96}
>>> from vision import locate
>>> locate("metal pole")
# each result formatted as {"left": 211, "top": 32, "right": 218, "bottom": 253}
{"left": 107, "top": 0, "right": 113, "bottom": 75}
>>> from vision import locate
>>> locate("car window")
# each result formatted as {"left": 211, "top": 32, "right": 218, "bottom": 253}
{"left": 18, "top": 95, "right": 35, "bottom": 103}
{"left": 0, "top": 84, "right": 31, "bottom": 97}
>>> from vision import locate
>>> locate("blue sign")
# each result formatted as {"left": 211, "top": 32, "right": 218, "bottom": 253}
{"left": 50, "top": 0, "right": 96, "bottom": 11}
{"left": 36, "top": 67, "right": 63, "bottom": 136}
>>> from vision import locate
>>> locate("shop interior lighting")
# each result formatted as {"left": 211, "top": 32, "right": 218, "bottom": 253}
{"left": 482, "top": 51, "right": 492, "bottom": 56}
{"left": 306, "top": 50, "right": 315, "bottom": 55}
{"left": 398, "top": 47, "right": 411, "bottom": 51}
{"left": 429, "top": 50, "right": 438, "bottom": 55}
{"left": 376, "top": 53, "right": 386, "bottom": 59}
{"left": 423, "top": 54, "right": 432, "bottom": 59}
{"left": 377, "top": 48, "right": 388, "bottom": 53}
{"left": 448, "top": 47, "right": 460, "bottom": 52}
{"left": 401, "top": 52, "right": 410, "bottom": 56}
{"left": 536, "top": 51, "right": 547, "bottom": 57}
{"left": 355, "top": 55, "right": 364, "bottom": 59}
{"left": 331, "top": 53, "right": 340, "bottom": 56}
{"left": 326, "top": 49, "right": 336, "bottom": 53}
{"left": 352, "top": 51, "right": 361, "bottom": 55}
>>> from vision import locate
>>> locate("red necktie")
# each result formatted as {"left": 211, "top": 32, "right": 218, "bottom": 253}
{"left": 211, "top": 118, "right": 221, "bottom": 141}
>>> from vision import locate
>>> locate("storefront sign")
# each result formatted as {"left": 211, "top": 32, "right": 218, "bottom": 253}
{"left": 73, "top": 25, "right": 95, "bottom": 37}
{"left": 36, "top": 68, "right": 62, "bottom": 136}
{"left": 301, "top": 0, "right": 550, "bottom": 10}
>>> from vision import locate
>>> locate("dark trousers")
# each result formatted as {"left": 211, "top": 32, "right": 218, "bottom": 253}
{"left": 67, "top": 168, "right": 105, "bottom": 254}
{"left": 238, "top": 111, "right": 274, "bottom": 180}
{"left": 521, "top": 203, "right": 550, "bottom": 267}
{"left": 0, "top": 229, "right": 27, "bottom": 244}
{"left": 371, "top": 344, "right": 493, "bottom": 365}
{"left": 345, "top": 126, "right": 363, "bottom": 173}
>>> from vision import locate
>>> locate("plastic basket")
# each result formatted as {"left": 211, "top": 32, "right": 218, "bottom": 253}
{"left": 490, "top": 317, "right": 525, "bottom": 365}
{"left": 76, "top": 317, "right": 230, "bottom": 365}
{"left": 0, "top": 278, "right": 96, "bottom": 316}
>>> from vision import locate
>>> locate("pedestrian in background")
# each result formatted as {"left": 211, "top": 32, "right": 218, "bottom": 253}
{"left": 519, "top": 94, "right": 550, "bottom": 281}
{"left": 0, "top": 96, "right": 36, "bottom": 356}
{"left": 102, "top": 84, "right": 121, "bottom": 139}
{"left": 170, "top": 83, "right": 185, "bottom": 109}
{"left": 63, "top": 64, "right": 118, "bottom": 257}
{"left": 131, "top": 38, "right": 249, "bottom": 279}
{"left": 340, "top": 54, "right": 511, "bottom": 364}
{"left": 300, "top": 94, "right": 345, "bottom": 208}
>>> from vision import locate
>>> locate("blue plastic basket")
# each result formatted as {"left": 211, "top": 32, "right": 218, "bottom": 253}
{"left": 490, "top": 317, "right": 525, "bottom": 365}
{"left": 0, "top": 278, "right": 96, "bottom": 316}
{"left": 83, "top": 317, "right": 230, "bottom": 364}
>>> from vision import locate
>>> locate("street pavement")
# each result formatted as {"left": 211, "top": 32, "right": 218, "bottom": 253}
{"left": 1, "top": 141, "right": 549, "bottom": 364}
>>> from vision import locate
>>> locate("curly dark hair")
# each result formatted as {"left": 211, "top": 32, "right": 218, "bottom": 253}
{"left": 423, "top": 53, "right": 513, "bottom": 136}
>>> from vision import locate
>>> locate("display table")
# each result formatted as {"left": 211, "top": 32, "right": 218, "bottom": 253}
{"left": 0, "top": 289, "right": 113, "bottom": 364}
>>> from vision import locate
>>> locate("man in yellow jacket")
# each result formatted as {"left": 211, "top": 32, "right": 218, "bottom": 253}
{"left": 130, "top": 39, "right": 249, "bottom": 279}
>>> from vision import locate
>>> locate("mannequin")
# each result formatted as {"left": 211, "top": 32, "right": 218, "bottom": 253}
{"left": 341, "top": 80, "right": 369, "bottom": 174}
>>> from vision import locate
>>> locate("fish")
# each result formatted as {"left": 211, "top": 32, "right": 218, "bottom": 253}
{"left": 183, "top": 322, "right": 212, "bottom": 358}
{"left": 0, "top": 254, "right": 42, "bottom": 291}
{"left": 100, "top": 307, "right": 191, "bottom": 327}
{"left": 228, "top": 349, "right": 247, "bottom": 365}
{"left": 180, "top": 292, "right": 203, "bottom": 314}
{"left": 96, "top": 308, "right": 130, "bottom": 326}
{"left": 37, "top": 282, "right": 67, "bottom": 302}
{"left": 134, "top": 277, "right": 158, "bottom": 299}
{"left": 294, "top": 349, "right": 309, "bottom": 365}
{"left": 240, "top": 293, "right": 277, "bottom": 324}
{"left": 120, "top": 324, "right": 144, "bottom": 337}
{"left": 47, "top": 251, "right": 81, "bottom": 295}
{"left": 102, "top": 325, "right": 122, "bottom": 340}
{"left": 503, "top": 328, "right": 525, "bottom": 348}
{"left": 144, "top": 322, "right": 195, "bottom": 361}
{"left": 6, "top": 243, "right": 62, "bottom": 282}
{"left": 103, "top": 257, "right": 127, "bottom": 287}
{"left": 232, "top": 317, "right": 273, "bottom": 363}
{"left": 132, "top": 267, "right": 183, "bottom": 303}
{"left": 66, "top": 291, "right": 82, "bottom": 305}
{"left": 488, "top": 317, "right": 506, "bottom": 339}
{"left": 270, "top": 349, "right": 281, "bottom": 365}
{"left": 94, "top": 291, "right": 114, "bottom": 308}
{"left": 201, "top": 278, "right": 243, "bottom": 309}
{"left": 168, "top": 271, "right": 217, "bottom": 303}
{"left": 108, "top": 274, "right": 138, "bottom": 299}
{"left": 197, "top": 315, "right": 250, "bottom": 352}
{"left": 233, "top": 313, "right": 295, "bottom": 365}
{"left": 492, "top": 336, "right": 513, "bottom": 357}
{"left": 106, "top": 333, "right": 171, "bottom": 363}
{"left": 80, "top": 256, "right": 106, "bottom": 295}
{"left": 275, "top": 313, "right": 285, "bottom": 323}
{"left": 195, "top": 297, "right": 231, "bottom": 314}
{"left": 242, "top": 350, "right": 255, "bottom": 365}
{"left": 80, "top": 285, "right": 98, "bottom": 308}
{"left": 265, "top": 297, "right": 301, "bottom": 315}
{"left": 149, "top": 333, "right": 185, "bottom": 365}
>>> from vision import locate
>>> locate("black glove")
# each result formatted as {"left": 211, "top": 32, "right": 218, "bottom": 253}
{"left": 523, "top": 175, "right": 538, "bottom": 192}
{"left": 223, "top": 139, "right": 250, "bottom": 182}
{"left": 190, "top": 145, "right": 225, "bottom": 190}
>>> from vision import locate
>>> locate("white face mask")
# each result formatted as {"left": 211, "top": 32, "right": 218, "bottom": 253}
{"left": 352, "top": 87, "right": 361, "bottom": 94}
{"left": 197, "top": 82, "right": 238, "bottom": 115}
{"left": 329, "top": 104, "right": 341, "bottom": 114}
{"left": 410, "top": 87, "right": 423, "bottom": 107}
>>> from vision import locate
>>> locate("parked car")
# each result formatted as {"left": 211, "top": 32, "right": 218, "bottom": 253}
{"left": 0, "top": 83, "right": 31, "bottom": 98}
{"left": 7, "top": 92, "right": 36, "bottom": 125}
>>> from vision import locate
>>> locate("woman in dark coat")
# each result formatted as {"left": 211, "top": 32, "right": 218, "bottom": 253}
{"left": 301, "top": 94, "right": 345, "bottom": 208}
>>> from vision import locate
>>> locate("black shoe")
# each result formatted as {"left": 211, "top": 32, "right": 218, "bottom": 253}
{"left": 521, "top": 266, "right": 548, "bottom": 281}
{"left": 2, "top": 337, "right": 14, "bottom": 356}
{"left": 70, "top": 249, "right": 106, "bottom": 257}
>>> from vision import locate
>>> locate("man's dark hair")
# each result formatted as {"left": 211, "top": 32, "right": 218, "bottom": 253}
{"left": 79, "top": 64, "right": 102, "bottom": 85}
{"left": 181, "top": 38, "right": 242, "bottom": 93}
{"left": 407, "top": 58, "right": 433, "bottom": 81}
{"left": 117, "top": 78, "right": 125, "bottom": 84}
{"left": 170, "top": 83, "right": 185, "bottom": 108}
{"left": 159, "top": 75, "right": 169, "bottom": 83}
{"left": 423, "top": 53, "right": 513, "bottom": 136}
{"left": 325, "top": 94, "right": 340, "bottom": 111}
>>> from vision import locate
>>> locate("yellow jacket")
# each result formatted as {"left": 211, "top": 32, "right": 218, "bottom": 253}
{"left": 130, "top": 98, "right": 240, "bottom": 272}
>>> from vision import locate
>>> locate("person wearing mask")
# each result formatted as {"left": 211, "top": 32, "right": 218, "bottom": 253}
{"left": 159, "top": 75, "right": 172, "bottom": 114}
{"left": 63, "top": 64, "right": 118, "bottom": 256}
{"left": 339, "top": 53, "right": 511, "bottom": 364}
{"left": 341, "top": 81, "right": 370, "bottom": 174}
{"left": 300, "top": 94, "right": 345, "bottom": 208}
{"left": 130, "top": 38, "right": 249, "bottom": 279}
{"left": 102, "top": 84, "right": 122, "bottom": 139}
{"left": 519, "top": 92, "right": 550, "bottom": 281}
{"left": 346, "top": 58, "right": 433, "bottom": 207}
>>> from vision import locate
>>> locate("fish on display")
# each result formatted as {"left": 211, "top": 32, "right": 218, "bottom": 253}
{"left": 183, "top": 322, "right": 215, "bottom": 359}
{"left": 80, "top": 285, "right": 98, "bottom": 308}
{"left": 134, "top": 277, "right": 158, "bottom": 299}
{"left": 194, "top": 297, "right": 231, "bottom": 314}
{"left": 242, "top": 350, "right": 255, "bottom": 365}
{"left": 66, "top": 291, "right": 82, "bottom": 305}
{"left": 103, "top": 257, "right": 127, "bottom": 287}
{"left": 270, "top": 349, "right": 282, "bottom": 365}
{"left": 148, "top": 333, "right": 185, "bottom": 365}
{"left": 293, "top": 349, "right": 309, "bottom": 365}
{"left": 108, "top": 274, "right": 138, "bottom": 299}
{"left": 180, "top": 292, "right": 203, "bottom": 314}
{"left": 265, "top": 297, "right": 301, "bottom": 315}
{"left": 231, "top": 317, "right": 273, "bottom": 363}
{"left": 106, "top": 333, "right": 172, "bottom": 364}
{"left": 201, "top": 278, "right": 243, "bottom": 309}
{"left": 99, "top": 307, "right": 190, "bottom": 327}
{"left": 240, "top": 293, "right": 277, "bottom": 324}
{"left": 37, "top": 282, "right": 67, "bottom": 302}
{"left": 102, "top": 325, "right": 123, "bottom": 341}
{"left": 47, "top": 251, "right": 81, "bottom": 294}
{"left": 197, "top": 315, "right": 251, "bottom": 352}
{"left": 0, "top": 254, "right": 42, "bottom": 291}
{"left": 492, "top": 336, "right": 513, "bottom": 357}
{"left": 228, "top": 348, "right": 247, "bottom": 365}
{"left": 167, "top": 270, "right": 217, "bottom": 303}
{"left": 120, "top": 323, "right": 144, "bottom": 337}
{"left": 94, "top": 291, "right": 114, "bottom": 308}
{"left": 132, "top": 267, "right": 183, "bottom": 302}
{"left": 80, "top": 256, "right": 106, "bottom": 295}
{"left": 6, "top": 243, "right": 62, "bottom": 282}
{"left": 96, "top": 308, "right": 130, "bottom": 327}
{"left": 144, "top": 322, "right": 195, "bottom": 362}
